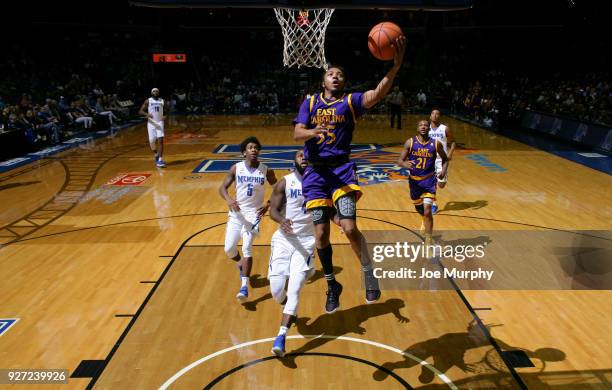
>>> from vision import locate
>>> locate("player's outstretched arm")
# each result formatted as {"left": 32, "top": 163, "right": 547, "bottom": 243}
{"left": 218, "top": 164, "right": 240, "bottom": 211}
{"left": 397, "top": 139, "right": 414, "bottom": 169}
{"left": 436, "top": 141, "right": 449, "bottom": 179}
{"left": 362, "top": 36, "right": 406, "bottom": 109}
{"left": 269, "top": 179, "right": 292, "bottom": 234}
{"left": 138, "top": 99, "right": 150, "bottom": 118}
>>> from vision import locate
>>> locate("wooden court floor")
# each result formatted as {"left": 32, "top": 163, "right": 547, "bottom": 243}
{"left": 0, "top": 114, "right": 611, "bottom": 389}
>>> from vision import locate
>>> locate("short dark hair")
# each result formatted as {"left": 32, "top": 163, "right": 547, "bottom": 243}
{"left": 240, "top": 136, "right": 262, "bottom": 153}
{"left": 321, "top": 65, "right": 346, "bottom": 82}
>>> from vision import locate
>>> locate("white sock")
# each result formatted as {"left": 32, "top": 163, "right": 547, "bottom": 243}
{"left": 241, "top": 277, "right": 248, "bottom": 287}
{"left": 278, "top": 326, "right": 288, "bottom": 336}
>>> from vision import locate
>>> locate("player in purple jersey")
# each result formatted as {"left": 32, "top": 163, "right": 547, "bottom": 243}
{"left": 397, "top": 120, "right": 448, "bottom": 243}
{"left": 293, "top": 36, "right": 406, "bottom": 313}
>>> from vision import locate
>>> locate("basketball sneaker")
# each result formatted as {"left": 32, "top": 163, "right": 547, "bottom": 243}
{"left": 156, "top": 158, "right": 166, "bottom": 168}
{"left": 236, "top": 286, "right": 248, "bottom": 302}
{"left": 271, "top": 334, "right": 286, "bottom": 357}
{"left": 366, "top": 289, "right": 381, "bottom": 304}
{"left": 325, "top": 281, "right": 343, "bottom": 314}
{"left": 432, "top": 203, "right": 438, "bottom": 215}
{"left": 364, "top": 267, "right": 381, "bottom": 304}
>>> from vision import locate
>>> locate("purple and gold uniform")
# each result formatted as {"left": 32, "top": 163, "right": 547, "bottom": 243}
{"left": 293, "top": 93, "right": 366, "bottom": 209}
{"left": 406, "top": 136, "right": 439, "bottom": 205}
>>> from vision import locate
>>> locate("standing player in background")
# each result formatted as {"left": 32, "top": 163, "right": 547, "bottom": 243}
{"left": 139, "top": 88, "right": 166, "bottom": 168}
{"left": 428, "top": 109, "right": 456, "bottom": 214}
{"left": 219, "top": 137, "right": 277, "bottom": 301}
{"left": 293, "top": 36, "right": 406, "bottom": 313}
{"left": 387, "top": 86, "right": 404, "bottom": 130}
{"left": 398, "top": 120, "right": 448, "bottom": 243}
{"left": 268, "top": 150, "right": 315, "bottom": 357}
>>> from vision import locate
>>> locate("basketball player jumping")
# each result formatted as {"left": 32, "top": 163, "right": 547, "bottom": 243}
{"left": 397, "top": 120, "right": 448, "bottom": 242}
{"left": 139, "top": 88, "right": 166, "bottom": 168}
{"left": 293, "top": 36, "right": 406, "bottom": 313}
{"left": 268, "top": 150, "right": 315, "bottom": 357}
{"left": 219, "top": 136, "right": 277, "bottom": 301}
{"left": 428, "top": 109, "right": 456, "bottom": 214}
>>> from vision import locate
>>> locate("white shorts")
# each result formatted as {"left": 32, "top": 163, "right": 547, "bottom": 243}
{"left": 435, "top": 158, "right": 448, "bottom": 183}
{"left": 224, "top": 210, "right": 260, "bottom": 258}
{"left": 268, "top": 230, "right": 315, "bottom": 277}
{"left": 147, "top": 120, "right": 165, "bottom": 144}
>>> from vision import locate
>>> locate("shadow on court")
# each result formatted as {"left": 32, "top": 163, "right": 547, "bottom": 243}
{"left": 372, "top": 321, "right": 565, "bottom": 387}
{"left": 280, "top": 298, "right": 409, "bottom": 368}
{"left": 439, "top": 200, "right": 488, "bottom": 212}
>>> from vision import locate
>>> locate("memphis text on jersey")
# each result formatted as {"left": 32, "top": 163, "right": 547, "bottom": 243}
{"left": 237, "top": 175, "right": 265, "bottom": 185}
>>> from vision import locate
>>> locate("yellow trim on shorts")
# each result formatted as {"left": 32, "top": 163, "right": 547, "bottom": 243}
{"left": 412, "top": 193, "right": 436, "bottom": 204}
{"left": 409, "top": 172, "right": 435, "bottom": 181}
{"left": 306, "top": 199, "right": 333, "bottom": 209}
{"left": 332, "top": 184, "right": 362, "bottom": 204}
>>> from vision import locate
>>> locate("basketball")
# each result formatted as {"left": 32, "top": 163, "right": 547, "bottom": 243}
{"left": 368, "top": 22, "right": 404, "bottom": 61}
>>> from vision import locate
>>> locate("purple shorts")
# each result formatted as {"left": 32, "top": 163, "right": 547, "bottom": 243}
{"left": 409, "top": 174, "right": 437, "bottom": 205}
{"left": 302, "top": 161, "right": 362, "bottom": 209}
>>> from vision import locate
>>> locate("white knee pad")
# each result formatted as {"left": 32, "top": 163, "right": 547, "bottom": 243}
{"left": 241, "top": 231, "right": 254, "bottom": 258}
{"left": 283, "top": 271, "right": 308, "bottom": 316}
{"left": 270, "top": 275, "right": 287, "bottom": 305}
{"left": 224, "top": 245, "right": 238, "bottom": 259}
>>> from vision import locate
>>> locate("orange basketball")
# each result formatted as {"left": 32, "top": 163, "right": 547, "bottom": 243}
{"left": 368, "top": 22, "right": 403, "bottom": 61}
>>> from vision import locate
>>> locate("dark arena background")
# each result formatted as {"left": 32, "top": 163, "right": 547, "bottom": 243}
{"left": 0, "top": 1, "right": 611, "bottom": 389}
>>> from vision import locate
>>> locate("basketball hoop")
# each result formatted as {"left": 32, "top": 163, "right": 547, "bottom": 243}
{"left": 274, "top": 7, "right": 334, "bottom": 69}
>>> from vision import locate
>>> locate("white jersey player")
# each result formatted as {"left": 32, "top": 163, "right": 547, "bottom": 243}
{"left": 269, "top": 150, "right": 315, "bottom": 357}
{"left": 219, "top": 136, "right": 277, "bottom": 302}
{"left": 428, "top": 109, "right": 456, "bottom": 213}
{"left": 139, "top": 88, "right": 166, "bottom": 167}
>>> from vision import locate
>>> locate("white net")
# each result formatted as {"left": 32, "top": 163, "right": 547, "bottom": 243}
{"left": 273, "top": 8, "right": 335, "bottom": 69}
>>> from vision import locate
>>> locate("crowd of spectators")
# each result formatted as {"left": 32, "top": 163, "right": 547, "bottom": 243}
{"left": 2, "top": 16, "right": 611, "bottom": 161}
{"left": 0, "top": 83, "right": 134, "bottom": 149}
{"left": 456, "top": 71, "right": 612, "bottom": 128}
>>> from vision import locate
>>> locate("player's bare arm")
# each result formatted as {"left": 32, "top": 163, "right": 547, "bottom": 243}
{"left": 362, "top": 36, "right": 406, "bottom": 109}
{"left": 138, "top": 99, "right": 151, "bottom": 118}
{"left": 293, "top": 122, "right": 326, "bottom": 142}
{"left": 436, "top": 141, "right": 449, "bottom": 179}
{"left": 269, "top": 178, "right": 293, "bottom": 234}
{"left": 218, "top": 164, "right": 240, "bottom": 212}
{"left": 253, "top": 169, "right": 278, "bottom": 217}
{"left": 397, "top": 139, "right": 414, "bottom": 169}
{"left": 446, "top": 127, "right": 456, "bottom": 160}
{"left": 266, "top": 169, "right": 278, "bottom": 185}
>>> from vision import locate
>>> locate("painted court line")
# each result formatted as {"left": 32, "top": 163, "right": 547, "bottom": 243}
{"left": 159, "top": 334, "right": 457, "bottom": 389}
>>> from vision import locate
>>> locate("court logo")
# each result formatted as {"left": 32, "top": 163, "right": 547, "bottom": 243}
{"left": 465, "top": 154, "right": 507, "bottom": 172}
{"left": 0, "top": 157, "right": 31, "bottom": 167}
{"left": 193, "top": 144, "right": 411, "bottom": 186}
{"left": 107, "top": 173, "right": 152, "bottom": 186}
{"left": 0, "top": 319, "right": 18, "bottom": 337}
